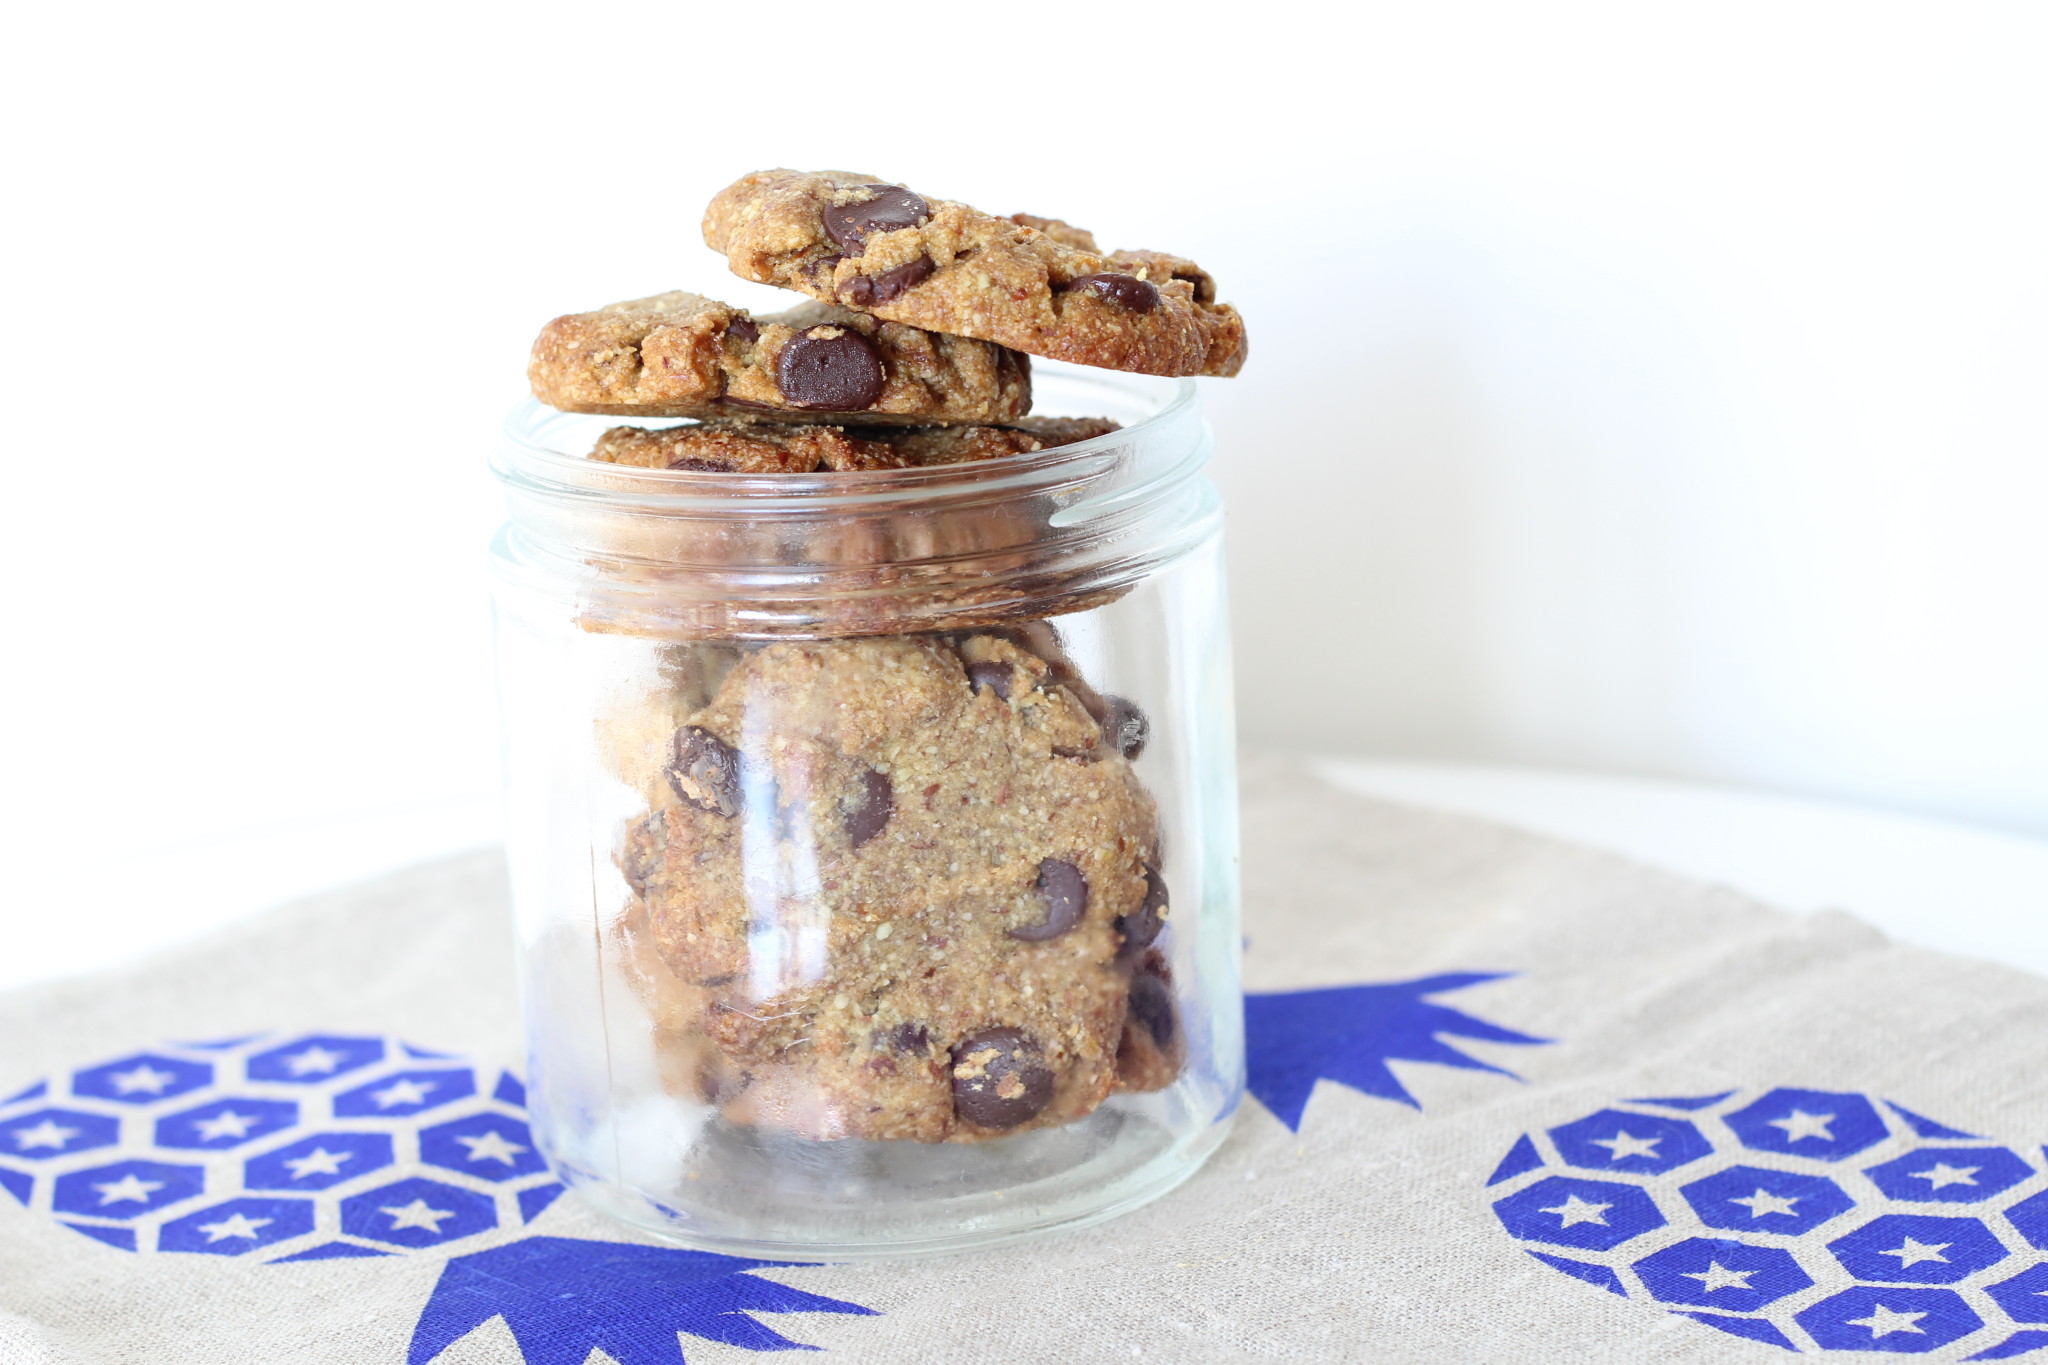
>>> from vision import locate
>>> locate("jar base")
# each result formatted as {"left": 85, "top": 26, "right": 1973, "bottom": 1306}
{"left": 555, "top": 1096, "right": 1237, "bottom": 1261}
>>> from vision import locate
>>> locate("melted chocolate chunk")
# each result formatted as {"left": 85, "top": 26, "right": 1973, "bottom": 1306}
{"left": 1127, "top": 970, "right": 1176, "bottom": 1048}
{"left": 841, "top": 255, "right": 935, "bottom": 308}
{"left": 883, "top": 1022, "right": 931, "bottom": 1054}
{"left": 668, "top": 456, "right": 732, "bottom": 472}
{"left": 1100, "top": 695, "right": 1150, "bottom": 760}
{"left": 1116, "top": 866, "right": 1167, "bottom": 959}
{"left": 776, "top": 327, "right": 886, "bottom": 410}
{"left": 966, "top": 660, "right": 1015, "bottom": 702}
{"left": 666, "top": 726, "right": 742, "bottom": 817}
{"left": 950, "top": 1026, "right": 1054, "bottom": 1128}
{"left": 724, "top": 316, "right": 760, "bottom": 346}
{"left": 843, "top": 766, "right": 894, "bottom": 849}
{"left": 1010, "top": 858, "right": 1088, "bottom": 941}
{"left": 820, "top": 185, "right": 931, "bottom": 252}
{"left": 1068, "top": 272, "right": 1161, "bottom": 313}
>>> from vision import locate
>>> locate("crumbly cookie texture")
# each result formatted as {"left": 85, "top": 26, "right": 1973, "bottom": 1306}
{"left": 529, "top": 290, "right": 1030, "bottom": 424}
{"left": 589, "top": 415, "right": 1121, "bottom": 474}
{"left": 703, "top": 171, "right": 1248, "bottom": 379}
{"left": 617, "top": 632, "right": 1179, "bottom": 1142}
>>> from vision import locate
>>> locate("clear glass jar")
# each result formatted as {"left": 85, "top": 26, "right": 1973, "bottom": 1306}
{"left": 489, "top": 363, "right": 1241, "bottom": 1258}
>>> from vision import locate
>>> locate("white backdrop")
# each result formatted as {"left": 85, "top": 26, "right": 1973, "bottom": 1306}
{"left": 1, "top": 1, "right": 2043, "bottom": 976}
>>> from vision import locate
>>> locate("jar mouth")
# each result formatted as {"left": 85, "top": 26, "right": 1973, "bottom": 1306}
{"left": 491, "top": 364, "right": 1218, "bottom": 639}
{"left": 494, "top": 363, "right": 1202, "bottom": 515}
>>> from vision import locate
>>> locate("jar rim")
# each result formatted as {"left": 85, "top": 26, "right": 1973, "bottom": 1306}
{"left": 493, "top": 366, "right": 1202, "bottom": 516}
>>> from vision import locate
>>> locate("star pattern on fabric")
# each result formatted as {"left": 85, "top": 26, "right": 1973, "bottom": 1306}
{"left": 8, "top": 1119, "right": 78, "bottom": 1150}
{"left": 198, "top": 1212, "right": 272, "bottom": 1242}
{"left": 1879, "top": 1236, "right": 1951, "bottom": 1268}
{"left": 1847, "top": 1304, "right": 1928, "bottom": 1338}
{"left": 1767, "top": 1109, "right": 1836, "bottom": 1143}
{"left": 1588, "top": 1131, "right": 1662, "bottom": 1162}
{"left": 283, "top": 1147, "right": 352, "bottom": 1179}
{"left": 1682, "top": 1261, "right": 1755, "bottom": 1293}
{"left": 108, "top": 1064, "right": 176, "bottom": 1095}
{"left": 454, "top": 1131, "right": 528, "bottom": 1166}
{"left": 1728, "top": 1188, "right": 1802, "bottom": 1219}
{"left": 192, "top": 1110, "right": 256, "bottom": 1141}
{"left": 372, "top": 1078, "right": 435, "bottom": 1109}
{"left": 382, "top": 1198, "right": 455, "bottom": 1233}
{"left": 92, "top": 1174, "right": 165, "bottom": 1205}
{"left": 281, "top": 1045, "right": 346, "bottom": 1077}
{"left": 1909, "top": 1162, "right": 1981, "bottom": 1190}
{"left": 1541, "top": 1195, "right": 1611, "bottom": 1227}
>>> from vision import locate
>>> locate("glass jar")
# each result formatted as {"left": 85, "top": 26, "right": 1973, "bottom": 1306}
{"left": 489, "top": 362, "right": 1241, "bottom": 1258}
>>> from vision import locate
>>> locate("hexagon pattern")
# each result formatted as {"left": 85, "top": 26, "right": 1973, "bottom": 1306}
{"left": 0, "top": 1033, "right": 562, "bottom": 1260}
{"left": 1491, "top": 1087, "right": 2048, "bottom": 1356}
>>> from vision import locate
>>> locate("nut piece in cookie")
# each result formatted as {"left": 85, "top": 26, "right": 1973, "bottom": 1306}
{"left": 704, "top": 170, "right": 1247, "bottom": 378}
{"left": 588, "top": 414, "right": 1122, "bottom": 474}
{"left": 528, "top": 289, "right": 1031, "bottom": 424}
{"left": 621, "top": 633, "right": 1172, "bottom": 1142}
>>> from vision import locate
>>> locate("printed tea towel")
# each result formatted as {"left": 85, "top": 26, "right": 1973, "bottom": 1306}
{"left": 4, "top": 757, "right": 2048, "bottom": 1363}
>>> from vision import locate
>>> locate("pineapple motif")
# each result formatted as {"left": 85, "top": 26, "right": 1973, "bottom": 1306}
{"left": 1489, "top": 1087, "right": 2048, "bottom": 1358}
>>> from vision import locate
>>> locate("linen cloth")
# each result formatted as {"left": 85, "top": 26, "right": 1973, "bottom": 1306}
{"left": 3, "top": 757, "right": 2046, "bottom": 1364}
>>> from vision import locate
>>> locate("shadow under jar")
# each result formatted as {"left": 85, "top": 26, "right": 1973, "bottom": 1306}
{"left": 490, "top": 362, "right": 1242, "bottom": 1259}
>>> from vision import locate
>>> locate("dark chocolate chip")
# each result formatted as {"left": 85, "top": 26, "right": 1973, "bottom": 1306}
{"left": 804, "top": 252, "right": 845, "bottom": 283}
{"left": 820, "top": 185, "right": 930, "bottom": 252}
{"left": 883, "top": 1022, "right": 931, "bottom": 1054}
{"left": 1127, "top": 971, "right": 1176, "bottom": 1048}
{"left": 1116, "top": 866, "right": 1168, "bottom": 958}
{"left": 950, "top": 1026, "right": 1055, "bottom": 1128}
{"left": 841, "top": 254, "right": 935, "bottom": 308}
{"left": 1067, "top": 272, "right": 1161, "bottom": 313}
{"left": 1010, "top": 858, "right": 1088, "bottom": 941}
{"left": 668, "top": 456, "right": 733, "bottom": 472}
{"left": 724, "top": 316, "right": 760, "bottom": 346}
{"left": 620, "top": 812, "right": 662, "bottom": 894}
{"left": 966, "top": 660, "right": 1015, "bottom": 702}
{"left": 776, "top": 327, "right": 886, "bottom": 410}
{"left": 666, "top": 726, "right": 742, "bottom": 817}
{"left": 843, "top": 766, "right": 894, "bottom": 849}
{"left": 1101, "top": 695, "right": 1150, "bottom": 760}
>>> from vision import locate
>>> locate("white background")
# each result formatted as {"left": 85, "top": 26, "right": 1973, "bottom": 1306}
{"left": 1, "top": 1, "right": 2043, "bottom": 979}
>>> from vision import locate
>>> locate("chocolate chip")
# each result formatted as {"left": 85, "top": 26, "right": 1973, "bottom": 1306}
{"left": 966, "top": 660, "right": 1014, "bottom": 702}
{"left": 668, "top": 456, "right": 733, "bottom": 472}
{"left": 724, "top": 316, "right": 759, "bottom": 346}
{"left": 1010, "top": 858, "right": 1088, "bottom": 941}
{"left": 1116, "top": 866, "right": 1167, "bottom": 958}
{"left": 840, "top": 255, "right": 935, "bottom": 308}
{"left": 883, "top": 1022, "right": 931, "bottom": 1054}
{"left": 804, "top": 252, "right": 845, "bottom": 283}
{"left": 1127, "top": 970, "right": 1176, "bottom": 1048}
{"left": 1101, "top": 695, "right": 1150, "bottom": 760}
{"left": 950, "top": 1027, "right": 1054, "bottom": 1128}
{"left": 776, "top": 327, "right": 886, "bottom": 410}
{"left": 666, "top": 726, "right": 742, "bottom": 817}
{"left": 1067, "top": 272, "right": 1161, "bottom": 313}
{"left": 820, "top": 185, "right": 930, "bottom": 252}
{"left": 843, "top": 766, "right": 894, "bottom": 849}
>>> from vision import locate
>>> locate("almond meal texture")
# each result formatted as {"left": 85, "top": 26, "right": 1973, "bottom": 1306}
{"left": 529, "top": 290, "right": 1031, "bottom": 424}
{"left": 703, "top": 170, "right": 1248, "bottom": 378}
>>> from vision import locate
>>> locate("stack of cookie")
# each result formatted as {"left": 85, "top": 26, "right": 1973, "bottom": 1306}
{"left": 524, "top": 171, "right": 1245, "bottom": 1145}
{"left": 527, "top": 168, "right": 1246, "bottom": 470}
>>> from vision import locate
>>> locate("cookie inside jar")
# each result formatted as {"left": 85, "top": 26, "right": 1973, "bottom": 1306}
{"left": 604, "top": 627, "right": 1182, "bottom": 1143}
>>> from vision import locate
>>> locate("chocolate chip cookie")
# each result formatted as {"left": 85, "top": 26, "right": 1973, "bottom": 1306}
{"left": 703, "top": 171, "right": 1248, "bottom": 379}
{"left": 616, "top": 631, "right": 1181, "bottom": 1143}
{"left": 529, "top": 290, "right": 1031, "bottom": 424}
{"left": 588, "top": 415, "right": 1121, "bottom": 474}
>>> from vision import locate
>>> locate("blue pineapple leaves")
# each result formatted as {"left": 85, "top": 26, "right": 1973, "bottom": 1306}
{"left": 408, "top": 1237, "right": 877, "bottom": 1365}
{"left": 1245, "top": 972, "right": 1548, "bottom": 1130}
